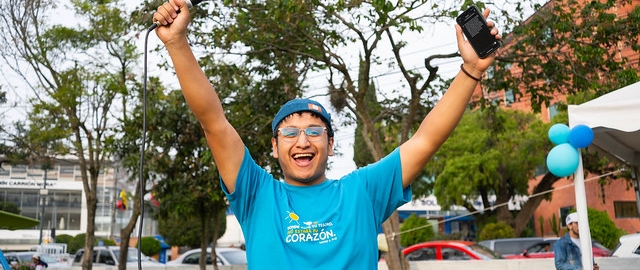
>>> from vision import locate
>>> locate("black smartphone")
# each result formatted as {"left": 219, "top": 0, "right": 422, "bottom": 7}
{"left": 456, "top": 6, "right": 501, "bottom": 58}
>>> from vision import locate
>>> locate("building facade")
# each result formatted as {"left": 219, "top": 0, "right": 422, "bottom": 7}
{"left": 0, "top": 158, "right": 156, "bottom": 251}
{"left": 475, "top": 0, "right": 640, "bottom": 236}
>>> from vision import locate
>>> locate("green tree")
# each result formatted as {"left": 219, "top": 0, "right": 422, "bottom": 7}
{"left": 68, "top": 233, "right": 115, "bottom": 255}
{"left": 585, "top": 208, "right": 626, "bottom": 250}
{"left": 486, "top": 1, "right": 640, "bottom": 113}
{"left": 426, "top": 107, "right": 552, "bottom": 235}
{"left": 118, "top": 87, "right": 230, "bottom": 270}
{"left": 0, "top": 1, "right": 144, "bottom": 269}
{"left": 478, "top": 221, "right": 516, "bottom": 241}
{"left": 0, "top": 201, "right": 21, "bottom": 214}
{"left": 473, "top": 0, "right": 640, "bottom": 235}
{"left": 137, "top": 236, "right": 162, "bottom": 257}
{"left": 55, "top": 234, "right": 74, "bottom": 246}
{"left": 68, "top": 233, "right": 89, "bottom": 255}
{"left": 399, "top": 214, "right": 434, "bottom": 247}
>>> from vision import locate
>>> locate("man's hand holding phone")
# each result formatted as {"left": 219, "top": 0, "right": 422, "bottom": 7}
{"left": 454, "top": 6, "right": 501, "bottom": 81}
{"left": 456, "top": 5, "right": 501, "bottom": 59}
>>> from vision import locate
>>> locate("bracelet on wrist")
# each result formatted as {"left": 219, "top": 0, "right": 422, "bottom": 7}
{"left": 460, "top": 64, "right": 482, "bottom": 82}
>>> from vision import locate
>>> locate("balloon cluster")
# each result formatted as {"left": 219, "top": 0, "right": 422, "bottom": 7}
{"left": 546, "top": 124, "right": 594, "bottom": 177}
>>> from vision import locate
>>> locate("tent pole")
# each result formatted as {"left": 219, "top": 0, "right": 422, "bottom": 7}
{"left": 574, "top": 151, "right": 593, "bottom": 270}
{"left": 632, "top": 167, "right": 640, "bottom": 218}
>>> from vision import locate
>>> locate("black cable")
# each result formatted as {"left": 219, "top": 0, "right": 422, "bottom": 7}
{"left": 136, "top": 22, "right": 158, "bottom": 270}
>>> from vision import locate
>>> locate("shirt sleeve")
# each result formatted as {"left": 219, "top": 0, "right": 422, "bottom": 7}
{"left": 348, "top": 147, "right": 412, "bottom": 224}
{"left": 221, "top": 147, "right": 274, "bottom": 223}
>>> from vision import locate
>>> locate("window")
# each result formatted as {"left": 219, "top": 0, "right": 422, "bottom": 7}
{"left": 549, "top": 103, "right": 559, "bottom": 120}
{"left": 505, "top": 89, "right": 515, "bottom": 106}
{"left": 614, "top": 201, "right": 640, "bottom": 218}
{"left": 442, "top": 247, "right": 471, "bottom": 260}
{"left": 405, "top": 247, "right": 436, "bottom": 261}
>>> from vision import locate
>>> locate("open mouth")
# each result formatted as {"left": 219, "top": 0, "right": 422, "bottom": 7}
{"left": 292, "top": 153, "right": 315, "bottom": 164}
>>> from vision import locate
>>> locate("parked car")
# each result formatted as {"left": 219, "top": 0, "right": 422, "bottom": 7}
{"left": 72, "top": 246, "right": 162, "bottom": 267}
{"left": 166, "top": 247, "right": 247, "bottom": 266}
{"left": 3, "top": 251, "right": 70, "bottom": 269}
{"left": 403, "top": 240, "right": 503, "bottom": 261}
{"left": 503, "top": 237, "right": 611, "bottom": 259}
{"left": 611, "top": 233, "right": 640, "bottom": 258}
{"left": 478, "top": 237, "right": 544, "bottom": 256}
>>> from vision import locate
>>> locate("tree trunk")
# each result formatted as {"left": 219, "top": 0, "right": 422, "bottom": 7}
{"left": 82, "top": 173, "right": 98, "bottom": 270}
{"left": 199, "top": 206, "right": 210, "bottom": 270}
{"left": 118, "top": 187, "right": 141, "bottom": 270}
{"left": 211, "top": 211, "right": 221, "bottom": 270}
{"left": 383, "top": 211, "right": 410, "bottom": 270}
{"left": 513, "top": 173, "right": 559, "bottom": 236}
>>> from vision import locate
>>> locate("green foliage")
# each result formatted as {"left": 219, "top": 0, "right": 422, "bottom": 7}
{"left": 55, "top": 234, "right": 74, "bottom": 245}
{"left": 10, "top": 263, "right": 32, "bottom": 270}
{"left": 97, "top": 238, "right": 116, "bottom": 246}
{"left": 478, "top": 221, "right": 516, "bottom": 241}
{"left": 1, "top": 0, "right": 147, "bottom": 262}
{"left": 158, "top": 207, "right": 227, "bottom": 248}
{"left": 0, "top": 201, "right": 21, "bottom": 214}
{"left": 549, "top": 213, "right": 560, "bottom": 236}
{"left": 485, "top": 1, "right": 640, "bottom": 112}
{"left": 137, "top": 236, "right": 162, "bottom": 256}
{"left": 68, "top": 233, "right": 88, "bottom": 254}
{"left": 519, "top": 227, "right": 535, "bottom": 238}
{"left": 67, "top": 233, "right": 115, "bottom": 254}
{"left": 586, "top": 208, "right": 626, "bottom": 250}
{"left": 426, "top": 107, "right": 551, "bottom": 236}
{"left": 399, "top": 214, "right": 434, "bottom": 247}
{"left": 538, "top": 216, "right": 544, "bottom": 236}
{"left": 123, "top": 89, "right": 228, "bottom": 249}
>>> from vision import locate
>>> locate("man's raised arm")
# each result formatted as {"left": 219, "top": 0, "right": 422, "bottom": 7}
{"left": 153, "top": 0, "right": 244, "bottom": 192}
{"left": 399, "top": 8, "right": 501, "bottom": 188}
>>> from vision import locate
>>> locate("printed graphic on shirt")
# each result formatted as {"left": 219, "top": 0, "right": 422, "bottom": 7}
{"left": 285, "top": 211, "right": 338, "bottom": 244}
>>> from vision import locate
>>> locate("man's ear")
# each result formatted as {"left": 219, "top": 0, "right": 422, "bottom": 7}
{"left": 271, "top": 137, "right": 279, "bottom": 158}
{"left": 328, "top": 137, "right": 335, "bottom": 156}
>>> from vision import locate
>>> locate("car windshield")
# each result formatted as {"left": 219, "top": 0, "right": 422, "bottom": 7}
{"left": 219, "top": 250, "right": 247, "bottom": 264}
{"left": 466, "top": 244, "right": 503, "bottom": 259}
{"left": 106, "top": 247, "right": 143, "bottom": 262}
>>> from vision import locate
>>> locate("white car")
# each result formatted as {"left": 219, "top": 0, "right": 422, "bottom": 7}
{"left": 167, "top": 247, "right": 247, "bottom": 265}
{"left": 612, "top": 233, "right": 640, "bottom": 257}
{"left": 72, "top": 246, "right": 163, "bottom": 267}
{"left": 3, "top": 251, "right": 70, "bottom": 269}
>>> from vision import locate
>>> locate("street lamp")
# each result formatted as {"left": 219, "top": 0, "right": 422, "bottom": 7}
{"left": 38, "top": 162, "right": 51, "bottom": 245}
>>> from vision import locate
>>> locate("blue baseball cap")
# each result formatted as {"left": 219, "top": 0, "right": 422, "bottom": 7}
{"left": 272, "top": 98, "right": 333, "bottom": 137}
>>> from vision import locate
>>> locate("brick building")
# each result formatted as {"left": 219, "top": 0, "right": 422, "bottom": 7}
{"left": 474, "top": 0, "right": 640, "bottom": 236}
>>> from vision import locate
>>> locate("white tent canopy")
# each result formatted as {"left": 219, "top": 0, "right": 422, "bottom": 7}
{"left": 568, "top": 80, "right": 640, "bottom": 269}
{"left": 569, "top": 81, "right": 640, "bottom": 166}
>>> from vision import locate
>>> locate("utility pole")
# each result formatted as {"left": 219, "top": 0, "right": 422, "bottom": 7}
{"left": 109, "top": 175, "right": 118, "bottom": 239}
{"left": 38, "top": 167, "right": 48, "bottom": 245}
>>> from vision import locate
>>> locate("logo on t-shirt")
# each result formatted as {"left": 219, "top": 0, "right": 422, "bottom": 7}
{"left": 284, "top": 210, "right": 338, "bottom": 244}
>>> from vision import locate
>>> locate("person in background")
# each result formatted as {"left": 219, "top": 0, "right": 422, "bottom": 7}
{"left": 152, "top": 0, "right": 500, "bottom": 268}
{"left": 31, "top": 253, "right": 48, "bottom": 270}
{"left": 554, "top": 212, "right": 599, "bottom": 270}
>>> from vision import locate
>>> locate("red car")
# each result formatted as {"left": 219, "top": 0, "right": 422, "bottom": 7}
{"left": 403, "top": 240, "right": 503, "bottom": 261}
{"left": 503, "top": 238, "right": 611, "bottom": 259}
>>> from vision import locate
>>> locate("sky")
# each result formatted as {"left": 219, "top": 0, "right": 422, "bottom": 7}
{"left": 1, "top": 0, "right": 545, "bottom": 179}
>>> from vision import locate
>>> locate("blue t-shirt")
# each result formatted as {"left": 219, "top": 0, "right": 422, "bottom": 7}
{"left": 223, "top": 147, "right": 411, "bottom": 269}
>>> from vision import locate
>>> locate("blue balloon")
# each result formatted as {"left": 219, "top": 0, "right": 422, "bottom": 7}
{"left": 548, "top": 123, "right": 570, "bottom": 145}
{"left": 546, "top": 143, "right": 579, "bottom": 177}
{"left": 569, "top": 124, "right": 594, "bottom": 148}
